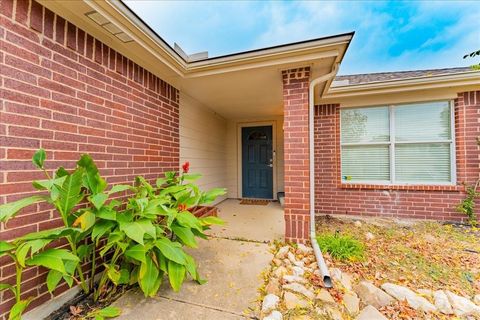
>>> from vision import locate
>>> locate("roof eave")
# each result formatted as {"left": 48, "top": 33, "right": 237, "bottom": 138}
{"left": 326, "top": 71, "right": 480, "bottom": 98}
{"left": 101, "top": 0, "right": 354, "bottom": 77}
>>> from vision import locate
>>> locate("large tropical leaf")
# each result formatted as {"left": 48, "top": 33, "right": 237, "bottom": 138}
{"left": 8, "top": 299, "right": 32, "bottom": 320}
{"left": 92, "top": 220, "right": 116, "bottom": 243}
{"left": 0, "top": 241, "right": 14, "bottom": 256}
{"left": 199, "top": 216, "right": 225, "bottom": 226}
{"left": 155, "top": 237, "right": 186, "bottom": 265}
{"left": 171, "top": 224, "right": 197, "bottom": 248}
{"left": 32, "top": 148, "right": 46, "bottom": 169}
{"left": 16, "top": 239, "right": 51, "bottom": 267}
{"left": 108, "top": 184, "right": 133, "bottom": 195}
{"left": 138, "top": 255, "right": 160, "bottom": 297}
{"left": 72, "top": 210, "right": 96, "bottom": 231}
{"left": 125, "top": 244, "right": 146, "bottom": 264}
{"left": 120, "top": 219, "right": 156, "bottom": 245}
{"left": 16, "top": 227, "right": 79, "bottom": 242}
{"left": 184, "top": 253, "right": 206, "bottom": 284}
{"left": 96, "top": 306, "right": 122, "bottom": 318}
{"left": 0, "top": 195, "right": 45, "bottom": 223}
{"left": 0, "top": 283, "right": 14, "bottom": 293}
{"left": 107, "top": 265, "right": 121, "bottom": 285}
{"left": 176, "top": 212, "right": 202, "bottom": 232}
{"left": 89, "top": 193, "right": 109, "bottom": 210}
{"left": 32, "top": 175, "right": 67, "bottom": 191}
{"left": 167, "top": 260, "right": 185, "bottom": 292}
{"left": 57, "top": 169, "right": 84, "bottom": 217}
{"left": 200, "top": 188, "right": 226, "bottom": 204}
{"left": 26, "top": 248, "right": 79, "bottom": 273}
{"left": 46, "top": 269, "right": 63, "bottom": 293}
{"left": 77, "top": 154, "right": 106, "bottom": 194}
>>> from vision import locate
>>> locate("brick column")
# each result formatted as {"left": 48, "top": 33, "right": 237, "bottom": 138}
{"left": 282, "top": 67, "right": 311, "bottom": 243}
{"left": 455, "top": 91, "right": 480, "bottom": 186}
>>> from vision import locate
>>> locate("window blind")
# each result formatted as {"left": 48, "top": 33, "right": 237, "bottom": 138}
{"left": 340, "top": 101, "right": 453, "bottom": 184}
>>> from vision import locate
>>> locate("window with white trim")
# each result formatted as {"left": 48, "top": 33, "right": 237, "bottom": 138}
{"left": 340, "top": 101, "right": 455, "bottom": 185}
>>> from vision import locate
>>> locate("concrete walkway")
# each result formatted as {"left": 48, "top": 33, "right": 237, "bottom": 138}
{"left": 113, "top": 199, "right": 283, "bottom": 319}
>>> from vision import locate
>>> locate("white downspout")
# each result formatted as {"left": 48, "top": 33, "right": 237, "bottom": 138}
{"left": 308, "top": 63, "right": 339, "bottom": 288}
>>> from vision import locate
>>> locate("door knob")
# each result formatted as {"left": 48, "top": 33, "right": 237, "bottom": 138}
{"left": 268, "top": 164, "right": 273, "bottom": 167}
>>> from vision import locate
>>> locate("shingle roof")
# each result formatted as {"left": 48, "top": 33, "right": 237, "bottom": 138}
{"left": 332, "top": 67, "right": 474, "bottom": 87}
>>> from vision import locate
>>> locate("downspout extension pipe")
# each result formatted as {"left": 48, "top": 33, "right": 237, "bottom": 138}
{"left": 308, "top": 63, "right": 340, "bottom": 288}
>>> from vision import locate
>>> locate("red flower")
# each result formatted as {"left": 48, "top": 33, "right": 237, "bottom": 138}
{"left": 178, "top": 203, "right": 187, "bottom": 211}
{"left": 182, "top": 161, "right": 190, "bottom": 173}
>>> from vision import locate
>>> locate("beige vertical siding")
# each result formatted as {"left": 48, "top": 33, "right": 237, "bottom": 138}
{"left": 225, "top": 116, "right": 284, "bottom": 199}
{"left": 179, "top": 92, "right": 228, "bottom": 204}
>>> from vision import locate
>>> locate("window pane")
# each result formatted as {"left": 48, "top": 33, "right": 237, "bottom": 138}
{"left": 341, "top": 107, "right": 390, "bottom": 143}
{"left": 395, "top": 101, "right": 451, "bottom": 142}
{"left": 395, "top": 143, "right": 451, "bottom": 183}
{"left": 341, "top": 145, "right": 390, "bottom": 181}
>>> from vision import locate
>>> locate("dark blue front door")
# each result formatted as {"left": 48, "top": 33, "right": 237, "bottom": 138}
{"left": 242, "top": 126, "right": 273, "bottom": 199}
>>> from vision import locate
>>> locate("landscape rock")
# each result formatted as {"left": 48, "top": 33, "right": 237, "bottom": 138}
{"left": 354, "top": 220, "right": 362, "bottom": 227}
{"left": 316, "top": 289, "right": 336, "bottom": 304}
{"left": 417, "top": 288, "right": 433, "bottom": 297}
{"left": 266, "top": 279, "right": 281, "bottom": 296}
{"left": 381, "top": 283, "right": 436, "bottom": 312}
{"left": 283, "top": 275, "right": 307, "bottom": 284}
{"left": 273, "top": 266, "right": 288, "bottom": 278}
{"left": 263, "top": 310, "right": 283, "bottom": 320}
{"left": 356, "top": 305, "right": 388, "bottom": 320}
{"left": 284, "top": 291, "right": 309, "bottom": 309}
{"left": 287, "top": 252, "right": 297, "bottom": 263}
{"left": 344, "top": 292, "right": 360, "bottom": 315}
{"left": 330, "top": 268, "right": 342, "bottom": 281}
{"left": 325, "top": 306, "right": 343, "bottom": 320}
{"left": 354, "top": 281, "right": 394, "bottom": 308}
{"left": 283, "top": 283, "right": 315, "bottom": 300}
{"left": 262, "top": 294, "right": 280, "bottom": 313}
{"left": 339, "top": 272, "right": 353, "bottom": 291}
{"left": 297, "top": 243, "right": 313, "bottom": 255}
{"left": 272, "top": 258, "right": 282, "bottom": 267}
{"left": 445, "top": 290, "right": 480, "bottom": 317}
{"left": 291, "top": 266, "right": 304, "bottom": 277}
{"left": 365, "top": 232, "right": 375, "bottom": 240}
{"left": 474, "top": 294, "right": 480, "bottom": 306}
{"left": 276, "top": 246, "right": 290, "bottom": 259}
{"left": 433, "top": 290, "right": 453, "bottom": 315}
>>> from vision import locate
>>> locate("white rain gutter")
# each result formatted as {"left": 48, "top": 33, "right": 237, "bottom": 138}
{"left": 308, "top": 63, "right": 340, "bottom": 288}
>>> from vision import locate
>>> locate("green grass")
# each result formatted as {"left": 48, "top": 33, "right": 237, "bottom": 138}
{"left": 316, "top": 233, "right": 365, "bottom": 261}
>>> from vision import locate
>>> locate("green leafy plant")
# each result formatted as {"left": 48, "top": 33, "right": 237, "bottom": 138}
{"left": 317, "top": 233, "right": 365, "bottom": 261}
{"left": 0, "top": 228, "right": 81, "bottom": 320}
{"left": 456, "top": 181, "right": 479, "bottom": 227}
{"left": 91, "top": 167, "right": 226, "bottom": 300}
{"left": 0, "top": 150, "right": 225, "bottom": 319}
{"left": 456, "top": 137, "right": 479, "bottom": 226}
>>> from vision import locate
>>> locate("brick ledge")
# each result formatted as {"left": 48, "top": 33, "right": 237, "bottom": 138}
{"left": 339, "top": 183, "right": 462, "bottom": 192}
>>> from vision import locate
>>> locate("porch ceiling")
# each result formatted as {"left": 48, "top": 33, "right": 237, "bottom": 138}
{"left": 178, "top": 58, "right": 338, "bottom": 119}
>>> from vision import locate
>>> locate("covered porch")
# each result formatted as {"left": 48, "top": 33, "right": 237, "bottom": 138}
{"left": 177, "top": 34, "right": 353, "bottom": 243}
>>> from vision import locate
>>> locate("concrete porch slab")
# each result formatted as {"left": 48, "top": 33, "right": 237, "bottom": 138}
{"left": 113, "top": 237, "right": 273, "bottom": 319}
{"left": 210, "top": 199, "right": 285, "bottom": 242}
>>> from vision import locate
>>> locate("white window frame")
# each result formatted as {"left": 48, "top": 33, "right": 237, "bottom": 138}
{"left": 340, "top": 100, "right": 456, "bottom": 186}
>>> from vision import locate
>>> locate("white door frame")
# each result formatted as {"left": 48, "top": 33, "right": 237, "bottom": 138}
{"left": 237, "top": 121, "right": 277, "bottom": 199}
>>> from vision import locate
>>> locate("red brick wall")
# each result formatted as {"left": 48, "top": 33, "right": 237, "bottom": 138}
{"left": 314, "top": 91, "right": 480, "bottom": 221}
{"left": 0, "top": 0, "right": 179, "bottom": 317}
{"left": 282, "top": 67, "right": 311, "bottom": 243}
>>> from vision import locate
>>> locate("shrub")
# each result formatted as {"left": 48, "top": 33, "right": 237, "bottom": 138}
{"left": 316, "top": 233, "right": 365, "bottom": 261}
{"left": 0, "top": 150, "right": 225, "bottom": 319}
